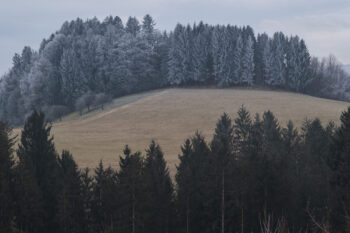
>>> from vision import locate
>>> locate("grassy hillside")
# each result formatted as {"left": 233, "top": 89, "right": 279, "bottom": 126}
{"left": 13, "top": 88, "right": 350, "bottom": 175}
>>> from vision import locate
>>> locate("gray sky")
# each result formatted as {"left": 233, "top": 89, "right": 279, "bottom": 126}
{"left": 1, "top": 0, "right": 350, "bottom": 75}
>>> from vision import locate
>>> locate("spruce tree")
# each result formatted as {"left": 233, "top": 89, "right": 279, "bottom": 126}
{"left": 233, "top": 105, "right": 252, "bottom": 156}
{"left": 117, "top": 146, "right": 146, "bottom": 233}
{"left": 142, "top": 14, "right": 155, "bottom": 34}
{"left": 57, "top": 150, "right": 85, "bottom": 233}
{"left": 296, "top": 119, "right": 331, "bottom": 227}
{"left": 176, "top": 139, "right": 193, "bottom": 233}
{"left": 126, "top": 17, "right": 141, "bottom": 36}
{"left": 16, "top": 110, "right": 60, "bottom": 233}
{"left": 211, "top": 113, "right": 234, "bottom": 233}
{"left": 144, "top": 141, "right": 175, "bottom": 233}
{"left": 176, "top": 133, "right": 214, "bottom": 233}
{"left": 91, "top": 160, "right": 118, "bottom": 233}
{"left": 328, "top": 107, "right": 350, "bottom": 230}
{"left": 241, "top": 35, "right": 255, "bottom": 85}
{"left": 14, "top": 159, "right": 44, "bottom": 233}
{"left": 80, "top": 168, "right": 94, "bottom": 233}
{"left": 0, "top": 121, "right": 15, "bottom": 232}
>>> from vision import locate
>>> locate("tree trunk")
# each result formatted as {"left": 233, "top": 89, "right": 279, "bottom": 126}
{"left": 221, "top": 169, "right": 225, "bottom": 233}
{"left": 132, "top": 185, "right": 136, "bottom": 233}
{"left": 241, "top": 207, "right": 244, "bottom": 233}
{"left": 186, "top": 196, "right": 190, "bottom": 233}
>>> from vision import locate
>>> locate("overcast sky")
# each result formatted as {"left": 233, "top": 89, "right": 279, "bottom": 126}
{"left": 1, "top": 0, "right": 350, "bottom": 75}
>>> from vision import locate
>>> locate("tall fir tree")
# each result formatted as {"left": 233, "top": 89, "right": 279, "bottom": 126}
{"left": 241, "top": 35, "right": 255, "bottom": 85}
{"left": 91, "top": 160, "right": 118, "bottom": 233}
{"left": 211, "top": 113, "right": 234, "bottom": 233}
{"left": 144, "top": 141, "right": 175, "bottom": 233}
{"left": 16, "top": 111, "right": 60, "bottom": 233}
{"left": 117, "top": 146, "right": 146, "bottom": 233}
{"left": 328, "top": 107, "right": 350, "bottom": 231}
{"left": 57, "top": 150, "right": 85, "bottom": 233}
{"left": 0, "top": 121, "right": 15, "bottom": 232}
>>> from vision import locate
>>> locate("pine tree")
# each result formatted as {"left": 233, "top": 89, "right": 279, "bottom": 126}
{"left": 168, "top": 24, "right": 187, "bottom": 85}
{"left": 57, "top": 150, "right": 85, "bottom": 233}
{"left": 192, "top": 22, "right": 213, "bottom": 84}
{"left": 16, "top": 111, "right": 60, "bottom": 233}
{"left": 233, "top": 105, "right": 252, "bottom": 156}
{"left": 212, "top": 26, "right": 226, "bottom": 85}
{"left": 328, "top": 107, "right": 350, "bottom": 230}
{"left": 241, "top": 35, "right": 255, "bottom": 85}
{"left": 126, "top": 17, "right": 141, "bottom": 36}
{"left": 117, "top": 146, "right": 145, "bottom": 233}
{"left": 298, "top": 39, "right": 311, "bottom": 92}
{"left": 211, "top": 113, "right": 234, "bottom": 233}
{"left": 233, "top": 34, "right": 243, "bottom": 84}
{"left": 144, "top": 141, "right": 175, "bottom": 233}
{"left": 14, "top": 159, "right": 44, "bottom": 233}
{"left": 175, "top": 139, "right": 193, "bottom": 233}
{"left": 262, "top": 39, "right": 274, "bottom": 86}
{"left": 0, "top": 121, "right": 15, "bottom": 232}
{"left": 286, "top": 36, "right": 300, "bottom": 91}
{"left": 176, "top": 133, "right": 214, "bottom": 233}
{"left": 79, "top": 168, "right": 94, "bottom": 233}
{"left": 270, "top": 32, "right": 286, "bottom": 86}
{"left": 91, "top": 160, "right": 118, "bottom": 233}
{"left": 142, "top": 14, "right": 155, "bottom": 34}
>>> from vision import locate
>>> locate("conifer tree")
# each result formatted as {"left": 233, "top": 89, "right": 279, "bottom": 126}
{"left": 241, "top": 35, "right": 255, "bottom": 85}
{"left": 0, "top": 121, "right": 15, "bottom": 232}
{"left": 176, "top": 133, "right": 214, "bottom": 233}
{"left": 14, "top": 159, "right": 44, "bottom": 233}
{"left": 142, "top": 14, "right": 155, "bottom": 34}
{"left": 57, "top": 150, "right": 85, "bottom": 233}
{"left": 80, "top": 168, "right": 94, "bottom": 233}
{"left": 211, "top": 113, "right": 234, "bottom": 233}
{"left": 328, "top": 107, "right": 350, "bottom": 230}
{"left": 168, "top": 24, "right": 187, "bottom": 85}
{"left": 176, "top": 139, "right": 193, "bottom": 233}
{"left": 126, "top": 17, "right": 141, "bottom": 36}
{"left": 117, "top": 146, "right": 146, "bottom": 233}
{"left": 91, "top": 160, "right": 118, "bottom": 233}
{"left": 233, "top": 34, "right": 243, "bottom": 84}
{"left": 16, "top": 111, "right": 60, "bottom": 233}
{"left": 144, "top": 141, "right": 175, "bottom": 233}
{"left": 233, "top": 105, "right": 252, "bottom": 155}
{"left": 271, "top": 32, "right": 286, "bottom": 86}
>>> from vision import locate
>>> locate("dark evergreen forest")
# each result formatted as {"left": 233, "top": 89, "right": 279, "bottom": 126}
{"left": 1, "top": 15, "right": 350, "bottom": 125}
{"left": 1, "top": 107, "right": 350, "bottom": 233}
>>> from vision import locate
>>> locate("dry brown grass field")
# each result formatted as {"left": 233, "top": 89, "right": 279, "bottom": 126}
{"left": 13, "top": 88, "right": 350, "bottom": 175}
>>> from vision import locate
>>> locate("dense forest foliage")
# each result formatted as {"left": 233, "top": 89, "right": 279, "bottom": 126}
{"left": 0, "top": 14, "right": 350, "bottom": 125}
{"left": 1, "top": 107, "right": 350, "bottom": 233}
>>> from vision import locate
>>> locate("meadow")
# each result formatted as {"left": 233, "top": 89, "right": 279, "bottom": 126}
{"left": 14, "top": 88, "right": 350, "bottom": 175}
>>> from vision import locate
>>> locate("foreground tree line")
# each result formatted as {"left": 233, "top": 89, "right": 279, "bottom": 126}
{"left": 1, "top": 14, "right": 350, "bottom": 125}
{"left": 1, "top": 107, "right": 350, "bottom": 233}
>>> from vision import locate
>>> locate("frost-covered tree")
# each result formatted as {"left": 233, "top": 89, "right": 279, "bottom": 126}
{"left": 168, "top": 24, "right": 187, "bottom": 85}
{"left": 142, "top": 14, "right": 155, "bottom": 34}
{"left": 241, "top": 35, "right": 255, "bottom": 85}
{"left": 286, "top": 36, "right": 311, "bottom": 91}
{"left": 192, "top": 22, "right": 213, "bottom": 83}
{"left": 257, "top": 38, "right": 274, "bottom": 86}
{"left": 126, "top": 17, "right": 141, "bottom": 36}
{"left": 0, "top": 15, "right": 349, "bottom": 125}
{"left": 232, "top": 34, "right": 243, "bottom": 84}
{"left": 271, "top": 32, "right": 286, "bottom": 86}
{"left": 212, "top": 26, "right": 226, "bottom": 85}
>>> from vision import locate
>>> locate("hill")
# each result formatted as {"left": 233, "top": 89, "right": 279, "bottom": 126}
{"left": 13, "top": 88, "right": 350, "bottom": 175}
{"left": 2, "top": 15, "right": 350, "bottom": 126}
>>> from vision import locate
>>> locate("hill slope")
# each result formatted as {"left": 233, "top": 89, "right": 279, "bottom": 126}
{"left": 14, "top": 88, "right": 350, "bottom": 174}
